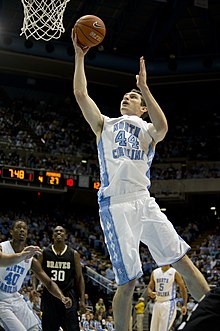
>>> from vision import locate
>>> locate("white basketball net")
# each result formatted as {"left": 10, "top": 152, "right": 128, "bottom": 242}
{"left": 20, "top": 0, "right": 70, "bottom": 41}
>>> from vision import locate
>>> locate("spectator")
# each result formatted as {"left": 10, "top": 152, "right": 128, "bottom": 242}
{"left": 95, "top": 298, "right": 106, "bottom": 318}
{"left": 135, "top": 297, "right": 145, "bottom": 331}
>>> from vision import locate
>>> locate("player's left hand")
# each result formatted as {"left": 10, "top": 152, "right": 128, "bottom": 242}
{"left": 136, "top": 56, "right": 147, "bottom": 89}
{"left": 62, "top": 296, "right": 72, "bottom": 309}
{"left": 72, "top": 29, "right": 90, "bottom": 55}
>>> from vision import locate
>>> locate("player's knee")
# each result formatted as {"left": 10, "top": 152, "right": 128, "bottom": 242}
{"left": 173, "top": 255, "right": 193, "bottom": 273}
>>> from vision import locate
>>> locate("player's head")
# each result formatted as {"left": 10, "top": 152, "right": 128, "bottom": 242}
{"left": 52, "top": 226, "right": 66, "bottom": 243}
{"left": 120, "top": 89, "right": 148, "bottom": 118}
{"left": 10, "top": 220, "right": 28, "bottom": 243}
{"left": 161, "top": 264, "right": 171, "bottom": 272}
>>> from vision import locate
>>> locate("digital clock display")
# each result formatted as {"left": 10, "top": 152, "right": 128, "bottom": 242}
{"left": 2, "top": 167, "right": 34, "bottom": 182}
{"left": 0, "top": 166, "right": 100, "bottom": 192}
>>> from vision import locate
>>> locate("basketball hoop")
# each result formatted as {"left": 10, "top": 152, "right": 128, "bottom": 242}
{"left": 20, "top": 0, "right": 70, "bottom": 41}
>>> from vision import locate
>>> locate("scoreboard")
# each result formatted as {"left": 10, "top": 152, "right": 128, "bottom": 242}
{"left": 0, "top": 166, "right": 101, "bottom": 192}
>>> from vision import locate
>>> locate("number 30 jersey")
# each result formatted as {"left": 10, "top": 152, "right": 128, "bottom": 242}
{"left": 97, "top": 115, "right": 155, "bottom": 201}
{"left": 0, "top": 240, "right": 32, "bottom": 300}
{"left": 41, "top": 245, "right": 76, "bottom": 295}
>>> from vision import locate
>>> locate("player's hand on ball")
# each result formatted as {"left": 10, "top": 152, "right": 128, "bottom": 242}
{"left": 72, "top": 29, "right": 90, "bottom": 55}
{"left": 62, "top": 296, "right": 72, "bottom": 309}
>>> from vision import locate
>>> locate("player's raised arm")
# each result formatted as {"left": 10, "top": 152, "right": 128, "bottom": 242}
{"left": 136, "top": 56, "right": 168, "bottom": 144}
{"left": 72, "top": 30, "right": 104, "bottom": 139}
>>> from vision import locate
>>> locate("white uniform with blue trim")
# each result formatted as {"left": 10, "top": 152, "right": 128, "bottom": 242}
{"left": 0, "top": 241, "right": 38, "bottom": 331}
{"left": 98, "top": 115, "right": 190, "bottom": 285}
{"left": 150, "top": 267, "right": 177, "bottom": 331}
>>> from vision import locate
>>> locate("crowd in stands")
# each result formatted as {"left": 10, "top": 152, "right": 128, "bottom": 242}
{"left": 0, "top": 97, "right": 220, "bottom": 179}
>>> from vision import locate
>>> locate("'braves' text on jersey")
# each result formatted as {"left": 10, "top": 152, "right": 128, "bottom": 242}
{"left": 41, "top": 245, "right": 75, "bottom": 294}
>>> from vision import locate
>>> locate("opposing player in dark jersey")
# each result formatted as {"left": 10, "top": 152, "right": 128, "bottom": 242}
{"left": 37, "top": 226, "right": 86, "bottom": 331}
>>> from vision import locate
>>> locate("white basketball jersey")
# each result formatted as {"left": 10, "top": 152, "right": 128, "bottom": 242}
{"left": 153, "top": 267, "right": 176, "bottom": 302}
{"left": 97, "top": 115, "right": 154, "bottom": 200}
{"left": 0, "top": 241, "right": 32, "bottom": 300}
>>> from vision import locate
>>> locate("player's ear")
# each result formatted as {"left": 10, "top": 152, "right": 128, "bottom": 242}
{"left": 141, "top": 106, "right": 148, "bottom": 114}
{"left": 141, "top": 106, "right": 148, "bottom": 119}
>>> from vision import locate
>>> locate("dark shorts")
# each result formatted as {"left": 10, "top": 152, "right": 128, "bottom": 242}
{"left": 177, "top": 287, "right": 220, "bottom": 331}
{"left": 41, "top": 292, "right": 80, "bottom": 331}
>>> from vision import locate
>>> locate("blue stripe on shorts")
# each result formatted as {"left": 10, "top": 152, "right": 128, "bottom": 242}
{"left": 99, "top": 197, "right": 129, "bottom": 285}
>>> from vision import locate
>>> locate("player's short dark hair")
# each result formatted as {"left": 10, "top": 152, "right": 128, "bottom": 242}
{"left": 11, "top": 220, "right": 28, "bottom": 230}
{"left": 53, "top": 225, "right": 66, "bottom": 233}
{"left": 131, "top": 89, "right": 146, "bottom": 107}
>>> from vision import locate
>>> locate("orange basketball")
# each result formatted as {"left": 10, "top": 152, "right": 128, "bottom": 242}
{"left": 74, "top": 15, "right": 106, "bottom": 48}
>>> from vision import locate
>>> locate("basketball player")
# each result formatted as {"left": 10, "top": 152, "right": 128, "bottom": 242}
{"left": 0, "top": 220, "right": 72, "bottom": 331}
{"left": 72, "top": 32, "right": 210, "bottom": 331}
{"left": 0, "top": 245, "right": 42, "bottom": 266}
{"left": 147, "top": 265, "right": 187, "bottom": 331}
{"left": 36, "top": 225, "right": 86, "bottom": 331}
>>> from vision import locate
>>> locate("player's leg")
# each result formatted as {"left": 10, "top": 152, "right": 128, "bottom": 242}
{"left": 159, "top": 301, "right": 176, "bottom": 331}
{"left": 63, "top": 301, "right": 80, "bottom": 331}
{"left": 99, "top": 195, "right": 144, "bottom": 331}
{"left": 112, "top": 279, "right": 136, "bottom": 331}
{"left": 172, "top": 255, "right": 210, "bottom": 302}
{"left": 150, "top": 302, "right": 160, "bottom": 331}
{"left": 140, "top": 195, "right": 210, "bottom": 302}
{"left": 99, "top": 195, "right": 144, "bottom": 285}
{"left": 0, "top": 303, "right": 27, "bottom": 331}
{"left": 13, "top": 296, "right": 39, "bottom": 331}
{"left": 41, "top": 301, "right": 61, "bottom": 331}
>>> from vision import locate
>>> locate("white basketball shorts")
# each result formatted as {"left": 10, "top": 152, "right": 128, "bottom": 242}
{"left": 99, "top": 191, "right": 190, "bottom": 285}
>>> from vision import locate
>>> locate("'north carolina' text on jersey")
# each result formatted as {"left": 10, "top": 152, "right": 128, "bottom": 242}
{"left": 97, "top": 115, "right": 154, "bottom": 200}
{"left": 153, "top": 267, "right": 176, "bottom": 302}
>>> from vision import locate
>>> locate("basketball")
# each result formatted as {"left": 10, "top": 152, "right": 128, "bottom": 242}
{"left": 73, "top": 15, "right": 106, "bottom": 48}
